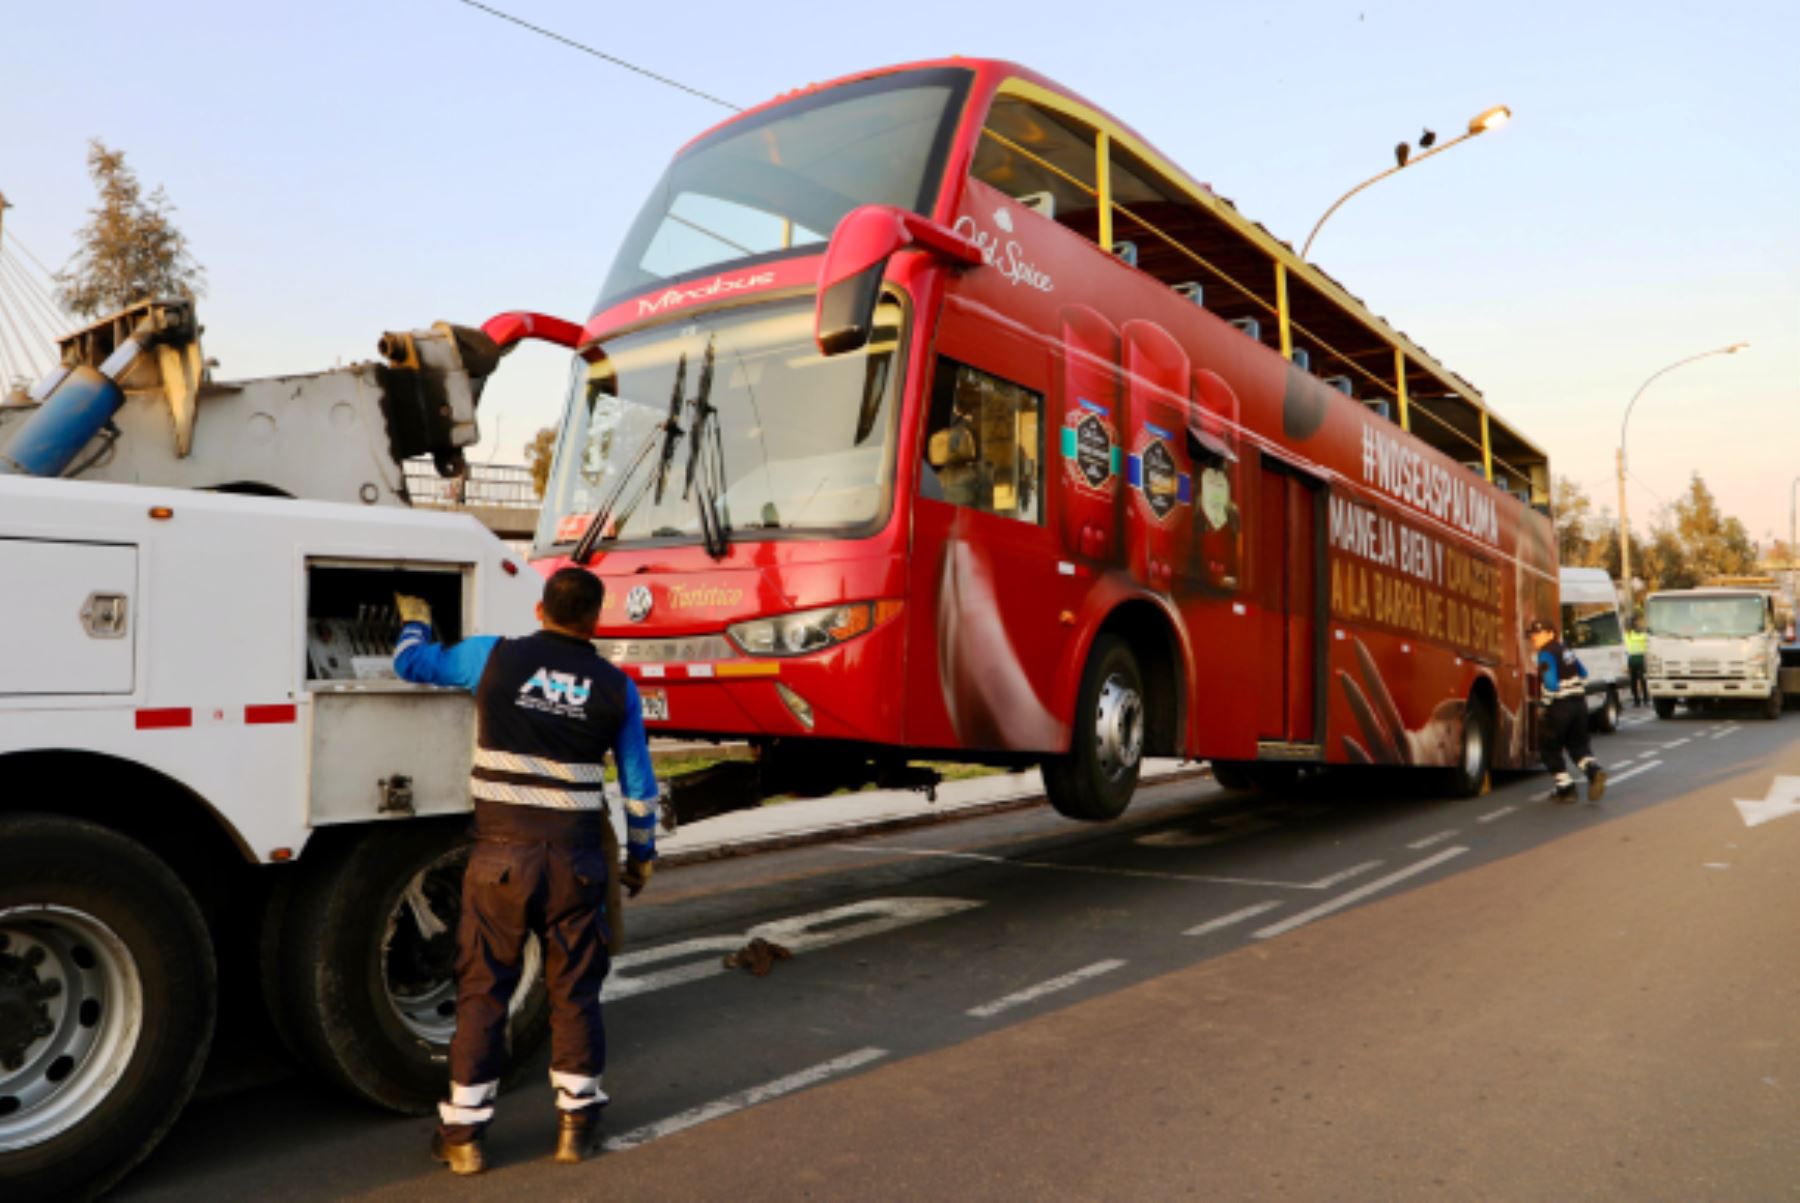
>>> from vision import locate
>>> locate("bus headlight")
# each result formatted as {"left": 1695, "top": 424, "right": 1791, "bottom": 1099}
{"left": 728, "top": 600, "right": 903, "bottom": 657}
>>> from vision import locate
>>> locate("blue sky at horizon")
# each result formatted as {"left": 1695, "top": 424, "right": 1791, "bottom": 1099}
{"left": 5, "top": 0, "right": 1796, "bottom": 542}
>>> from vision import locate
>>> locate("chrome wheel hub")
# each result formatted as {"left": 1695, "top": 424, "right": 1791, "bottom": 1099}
{"left": 0, "top": 907, "right": 143, "bottom": 1152}
{"left": 1094, "top": 674, "right": 1144, "bottom": 781}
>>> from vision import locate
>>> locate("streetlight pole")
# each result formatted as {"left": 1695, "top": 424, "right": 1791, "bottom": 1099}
{"left": 1300, "top": 105, "right": 1512, "bottom": 261}
{"left": 1616, "top": 343, "right": 1750, "bottom": 597}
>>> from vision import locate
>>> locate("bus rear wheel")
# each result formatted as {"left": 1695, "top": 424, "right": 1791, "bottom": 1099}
{"left": 0, "top": 814, "right": 215, "bottom": 1203}
{"left": 1442, "top": 694, "right": 1493, "bottom": 798}
{"left": 1045, "top": 635, "right": 1144, "bottom": 822}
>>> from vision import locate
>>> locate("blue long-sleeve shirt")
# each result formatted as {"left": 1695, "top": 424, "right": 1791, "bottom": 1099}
{"left": 1537, "top": 641, "right": 1588, "bottom": 700}
{"left": 394, "top": 621, "right": 660, "bottom": 859}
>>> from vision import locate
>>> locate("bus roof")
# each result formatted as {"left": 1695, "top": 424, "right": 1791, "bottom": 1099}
{"left": 697, "top": 57, "right": 1547, "bottom": 493}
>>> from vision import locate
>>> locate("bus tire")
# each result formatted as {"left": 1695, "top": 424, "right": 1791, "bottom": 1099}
{"left": 1653, "top": 698, "right": 1676, "bottom": 720}
{"left": 1044, "top": 635, "right": 1144, "bottom": 822}
{"left": 272, "top": 822, "right": 550, "bottom": 1114}
{"left": 1443, "top": 694, "right": 1493, "bottom": 798}
{"left": 1208, "top": 760, "right": 1255, "bottom": 791}
{"left": 0, "top": 813, "right": 216, "bottom": 1203}
{"left": 1593, "top": 689, "right": 1621, "bottom": 734}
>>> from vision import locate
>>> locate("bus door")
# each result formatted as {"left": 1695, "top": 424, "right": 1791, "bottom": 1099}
{"left": 1254, "top": 458, "right": 1325, "bottom": 751}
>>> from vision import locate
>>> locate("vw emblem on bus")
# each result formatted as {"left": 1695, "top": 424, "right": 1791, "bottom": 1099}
{"left": 626, "top": 585, "right": 654, "bottom": 624}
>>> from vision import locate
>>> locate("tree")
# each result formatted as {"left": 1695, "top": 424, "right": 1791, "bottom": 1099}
{"left": 1671, "top": 473, "right": 1758, "bottom": 582}
{"left": 55, "top": 140, "right": 205, "bottom": 318}
{"left": 525, "top": 427, "right": 557, "bottom": 497}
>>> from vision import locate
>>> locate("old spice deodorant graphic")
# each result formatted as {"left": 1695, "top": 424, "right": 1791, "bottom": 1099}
{"left": 1121, "top": 320, "right": 1193, "bottom": 593}
{"left": 1057, "top": 305, "right": 1121, "bottom": 560}
{"left": 1192, "top": 367, "right": 1242, "bottom": 591}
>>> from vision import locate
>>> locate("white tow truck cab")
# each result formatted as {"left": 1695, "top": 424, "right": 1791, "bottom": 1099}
{"left": 1557, "top": 567, "right": 1628, "bottom": 734}
{"left": 0, "top": 299, "right": 559, "bottom": 1199}
{"left": 1644, "top": 587, "right": 1784, "bottom": 720}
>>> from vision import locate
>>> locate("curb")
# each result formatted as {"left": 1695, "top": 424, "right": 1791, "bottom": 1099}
{"left": 659, "top": 766, "right": 1212, "bottom": 868}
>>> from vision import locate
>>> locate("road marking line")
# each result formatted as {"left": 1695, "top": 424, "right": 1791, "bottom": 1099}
{"left": 1476, "top": 806, "right": 1517, "bottom": 823}
{"left": 967, "top": 960, "right": 1127, "bottom": 1018}
{"left": 605, "top": 1048, "right": 889, "bottom": 1151}
{"left": 830, "top": 845, "right": 1334, "bottom": 890}
{"left": 1661, "top": 738, "right": 1691, "bottom": 749}
{"left": 1407, "top": 830, "right": 1459, "bottom": 850}
{"left": 1611, "top": 757, "right": 1636, "bottom": 769}
{"left": 1711, "top": 728, "right": 1739, "bottom": 740}
{"left": 1604, "top": 759, "right": 1663, "bottom": 785}
{"left": 1182, "top": 901, "right": 1283, "bottom": 937}
{"left": 1253, "top": 848, "right": 1469, "bottom": 939}
{"left": 1306, "top": 860, "right": 1385, "bottom": 888}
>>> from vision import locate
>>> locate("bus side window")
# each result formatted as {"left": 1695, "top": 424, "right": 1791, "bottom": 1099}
{"left": 924, "top": 360, "right": 1043, "bottom": 523}
{"left": 972, "top": 95, "right": 1101, "bottom": 242}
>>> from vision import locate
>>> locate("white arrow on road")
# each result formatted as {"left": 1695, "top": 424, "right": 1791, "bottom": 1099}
{"left": 1733, "top": 776, "right": 1800, "bottom": 828}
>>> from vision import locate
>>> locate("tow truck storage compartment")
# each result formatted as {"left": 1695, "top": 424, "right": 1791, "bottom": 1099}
{"left": 0, "top": 537, "right": 137, "bottom": 696}
{"left": 305, "top": 558, "right": 476, "bottom": 824}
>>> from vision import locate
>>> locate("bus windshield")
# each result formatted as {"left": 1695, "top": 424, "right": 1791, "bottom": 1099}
{"left": 1646, "top": 595, "right": 1767, "bottom": 639}
{"left": 597, "top": 68, "right": 969, "bottom": 308}
{"left": 535, "top": 296, "right": 905, "bottom": 551}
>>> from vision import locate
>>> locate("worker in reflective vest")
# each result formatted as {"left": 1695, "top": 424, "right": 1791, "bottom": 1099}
{"left": 1528, "top": 618, "right": 1607, "bottom": 803}
{"left": 392, "top": 567, "right": 659, "bottom": 1174}
{"left": 1624, "top": 619, "right": 1649, "bottom": 707}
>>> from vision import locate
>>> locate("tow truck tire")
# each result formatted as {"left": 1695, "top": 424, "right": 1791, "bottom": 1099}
{"left": 1593, "top": 689, "right": 1621, "bottom": 734}
{"left": 1045, "top": 635, "right": 1145, "bottom": 822}
{"left": 0, "top": 814, "right": 215, "bottom": 1203}
{"left": 1654, "top": 698, "right": 1676, "bottom": 720}
{"left": 272, "top": 822, "right": 550, "bottom": 1114}
{"left": 1761, "top": 688, "right": 1782, "bottom": 721}
{"left": 1442, "top": 694, "right": 1494, "bottom": 798}
{"left": 1208, "top": 760, "right": 1255, "bottom": 791}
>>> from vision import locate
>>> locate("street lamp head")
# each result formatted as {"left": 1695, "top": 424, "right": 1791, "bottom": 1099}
{"left": 1727, "top": 341, "right": 1750, "bottom": 353}
{"left": 1468, "top": 105, "right": 1512, "bottom": 134}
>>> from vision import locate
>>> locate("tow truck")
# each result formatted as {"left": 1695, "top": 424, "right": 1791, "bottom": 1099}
{"left": 0, "top": 299, "right": 583, "bottom": 1199}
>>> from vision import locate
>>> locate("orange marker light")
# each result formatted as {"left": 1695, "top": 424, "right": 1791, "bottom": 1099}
{"left": 270, "top": 847, "right": 294, "bottom": 862}
{"left": 148, "top": 506, "right": 174, "bottom": 520}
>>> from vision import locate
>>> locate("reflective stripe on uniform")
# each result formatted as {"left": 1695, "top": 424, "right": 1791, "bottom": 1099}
{"left": 550, "top": 1069, "right": 609, "bottom": 1112}
{"left": 474, "top": 747, "right": 607, "bottom": 784}
{"left": 439, "top": 1079, "right": 498, "bottom": 1126}
{"left": 471, "top": 780, "right": 605, "bottom": 810}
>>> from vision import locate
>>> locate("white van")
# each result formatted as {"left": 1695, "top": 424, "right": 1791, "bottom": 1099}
{"left": 1558, "top": 567, "right": 1628, "bottom": 732}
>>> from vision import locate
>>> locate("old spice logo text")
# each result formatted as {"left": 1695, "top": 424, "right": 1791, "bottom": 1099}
{"left": 953, "top": 208, "right": 1054, "bottom": 292}
{"left": 637, "top": 270, "right": 777, "bottom": 316}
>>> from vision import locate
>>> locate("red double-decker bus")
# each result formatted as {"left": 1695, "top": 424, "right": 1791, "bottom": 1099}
{"left": 522, "top": 58, "right": 1556, "bottom": 821}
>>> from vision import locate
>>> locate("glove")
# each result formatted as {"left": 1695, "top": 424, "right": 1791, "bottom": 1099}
{"left": 395, "top": 593, "right": 434, "bottom": 626}
{"left": 621, "top": 857, "right": 654, "bottom": 898}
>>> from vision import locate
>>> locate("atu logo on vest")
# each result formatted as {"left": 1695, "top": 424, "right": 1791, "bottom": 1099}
{"left": 519, "top": 669, "right": 592, "bottom": 718}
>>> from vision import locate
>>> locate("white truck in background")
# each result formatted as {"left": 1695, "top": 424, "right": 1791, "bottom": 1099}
{"left": 1557, "top": 567, "right": 1627, "bottom": 733}
{"left": 1644, "top": 586, "right": 1785, "bottom": 720}
{"left": 0, "top": 299, "right": 581, "bottom": 1200}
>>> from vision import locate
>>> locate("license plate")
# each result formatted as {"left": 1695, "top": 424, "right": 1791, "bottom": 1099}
{"left": 640, "top": 688, "right": 669, "bottom": 722}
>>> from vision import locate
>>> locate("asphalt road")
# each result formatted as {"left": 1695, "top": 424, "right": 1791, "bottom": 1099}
{"left": 119, "top": 704, "right": 1800, "bottom": 1201}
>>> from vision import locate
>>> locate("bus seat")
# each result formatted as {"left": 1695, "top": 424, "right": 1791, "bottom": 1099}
{"left": 1324, "top": 375, "right": 1353, "bottom": 396}
{"left": 1017, "top": 191, "right": 1056, "bottom": 220}
{"left": 1173, "top": 282, "right": 1204, "bottom": 307}
{"left": 1292, "top": 349, "right": 1311, "bottom": 372}
{"left": 1112, "top": 241, "right": 1139, "bottom": 267}
{"left": 1229, "top": 317, "right": 1261, "bottom": 342}
{"left": 1362, "top": 397, "right": 1392, "bottom": 421}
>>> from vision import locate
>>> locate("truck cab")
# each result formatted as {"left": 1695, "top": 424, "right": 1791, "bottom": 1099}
{"left": 1558, "top": 567, "right": 1627, "bottom": 733}
{"left": 1644, "top": 587, "right": 1784, "bottom": 720}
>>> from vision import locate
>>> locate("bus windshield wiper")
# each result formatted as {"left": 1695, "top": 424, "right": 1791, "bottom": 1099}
{"left": 682, "top": 337, "right": 732, "bottom": 560}
{"left": 570, "top": 353, "right": 688, "bottom": 565}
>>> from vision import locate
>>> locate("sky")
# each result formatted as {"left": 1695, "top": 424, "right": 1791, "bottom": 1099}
{"left": 4, "top": 0, "right": 1796, "bottom": 542}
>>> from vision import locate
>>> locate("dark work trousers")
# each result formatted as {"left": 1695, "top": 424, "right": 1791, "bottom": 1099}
{"left": 1539, "top": 695, "right": 1595, "bottom": 778}
{"left": 1628, "top": 656, "right": 1648, "bottom": 706}
{"left": 443, "top": 831, "right": 610, "bottom": 1141}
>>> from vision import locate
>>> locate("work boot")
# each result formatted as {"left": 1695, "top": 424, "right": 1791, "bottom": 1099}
{"left": 431, "top": 1127, "right": 485, "bottom": 1176}
{"left": 1584, "top": 761, "right": 1607, "bottom": 802}
{"left": 554, "top": 1107, "right": 603, "bottom": 1164}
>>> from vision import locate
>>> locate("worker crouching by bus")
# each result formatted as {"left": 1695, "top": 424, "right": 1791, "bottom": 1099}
{"left": 392, "top": 569, "right": 660, "bottom": 1174}
{"left": 1527, "top": 619, "right": 1607, "bottom": 803}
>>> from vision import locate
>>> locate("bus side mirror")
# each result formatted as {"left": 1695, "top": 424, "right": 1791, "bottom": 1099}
{"left": 815, "top": 205, "right": 982, "bottom": 356}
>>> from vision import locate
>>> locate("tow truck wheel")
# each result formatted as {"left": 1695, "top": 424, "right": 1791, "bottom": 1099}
{"left": 1045, "top": 635, "right": 1144, "bottom": 822}
{"left": 0, "top": 814, "right": 215, "bottom": 1203}
{"left": 271, "top": 822, "right": 550, "bottom": 1114}
{"left": 1654, "top": 698, "right": 1676, "bottom": 720}
{"left": 1208, "top": 760, "right": 1255, "bottom": 791}
{"left": 1761, "top": 688, "right": 1782, "bottom": 721}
